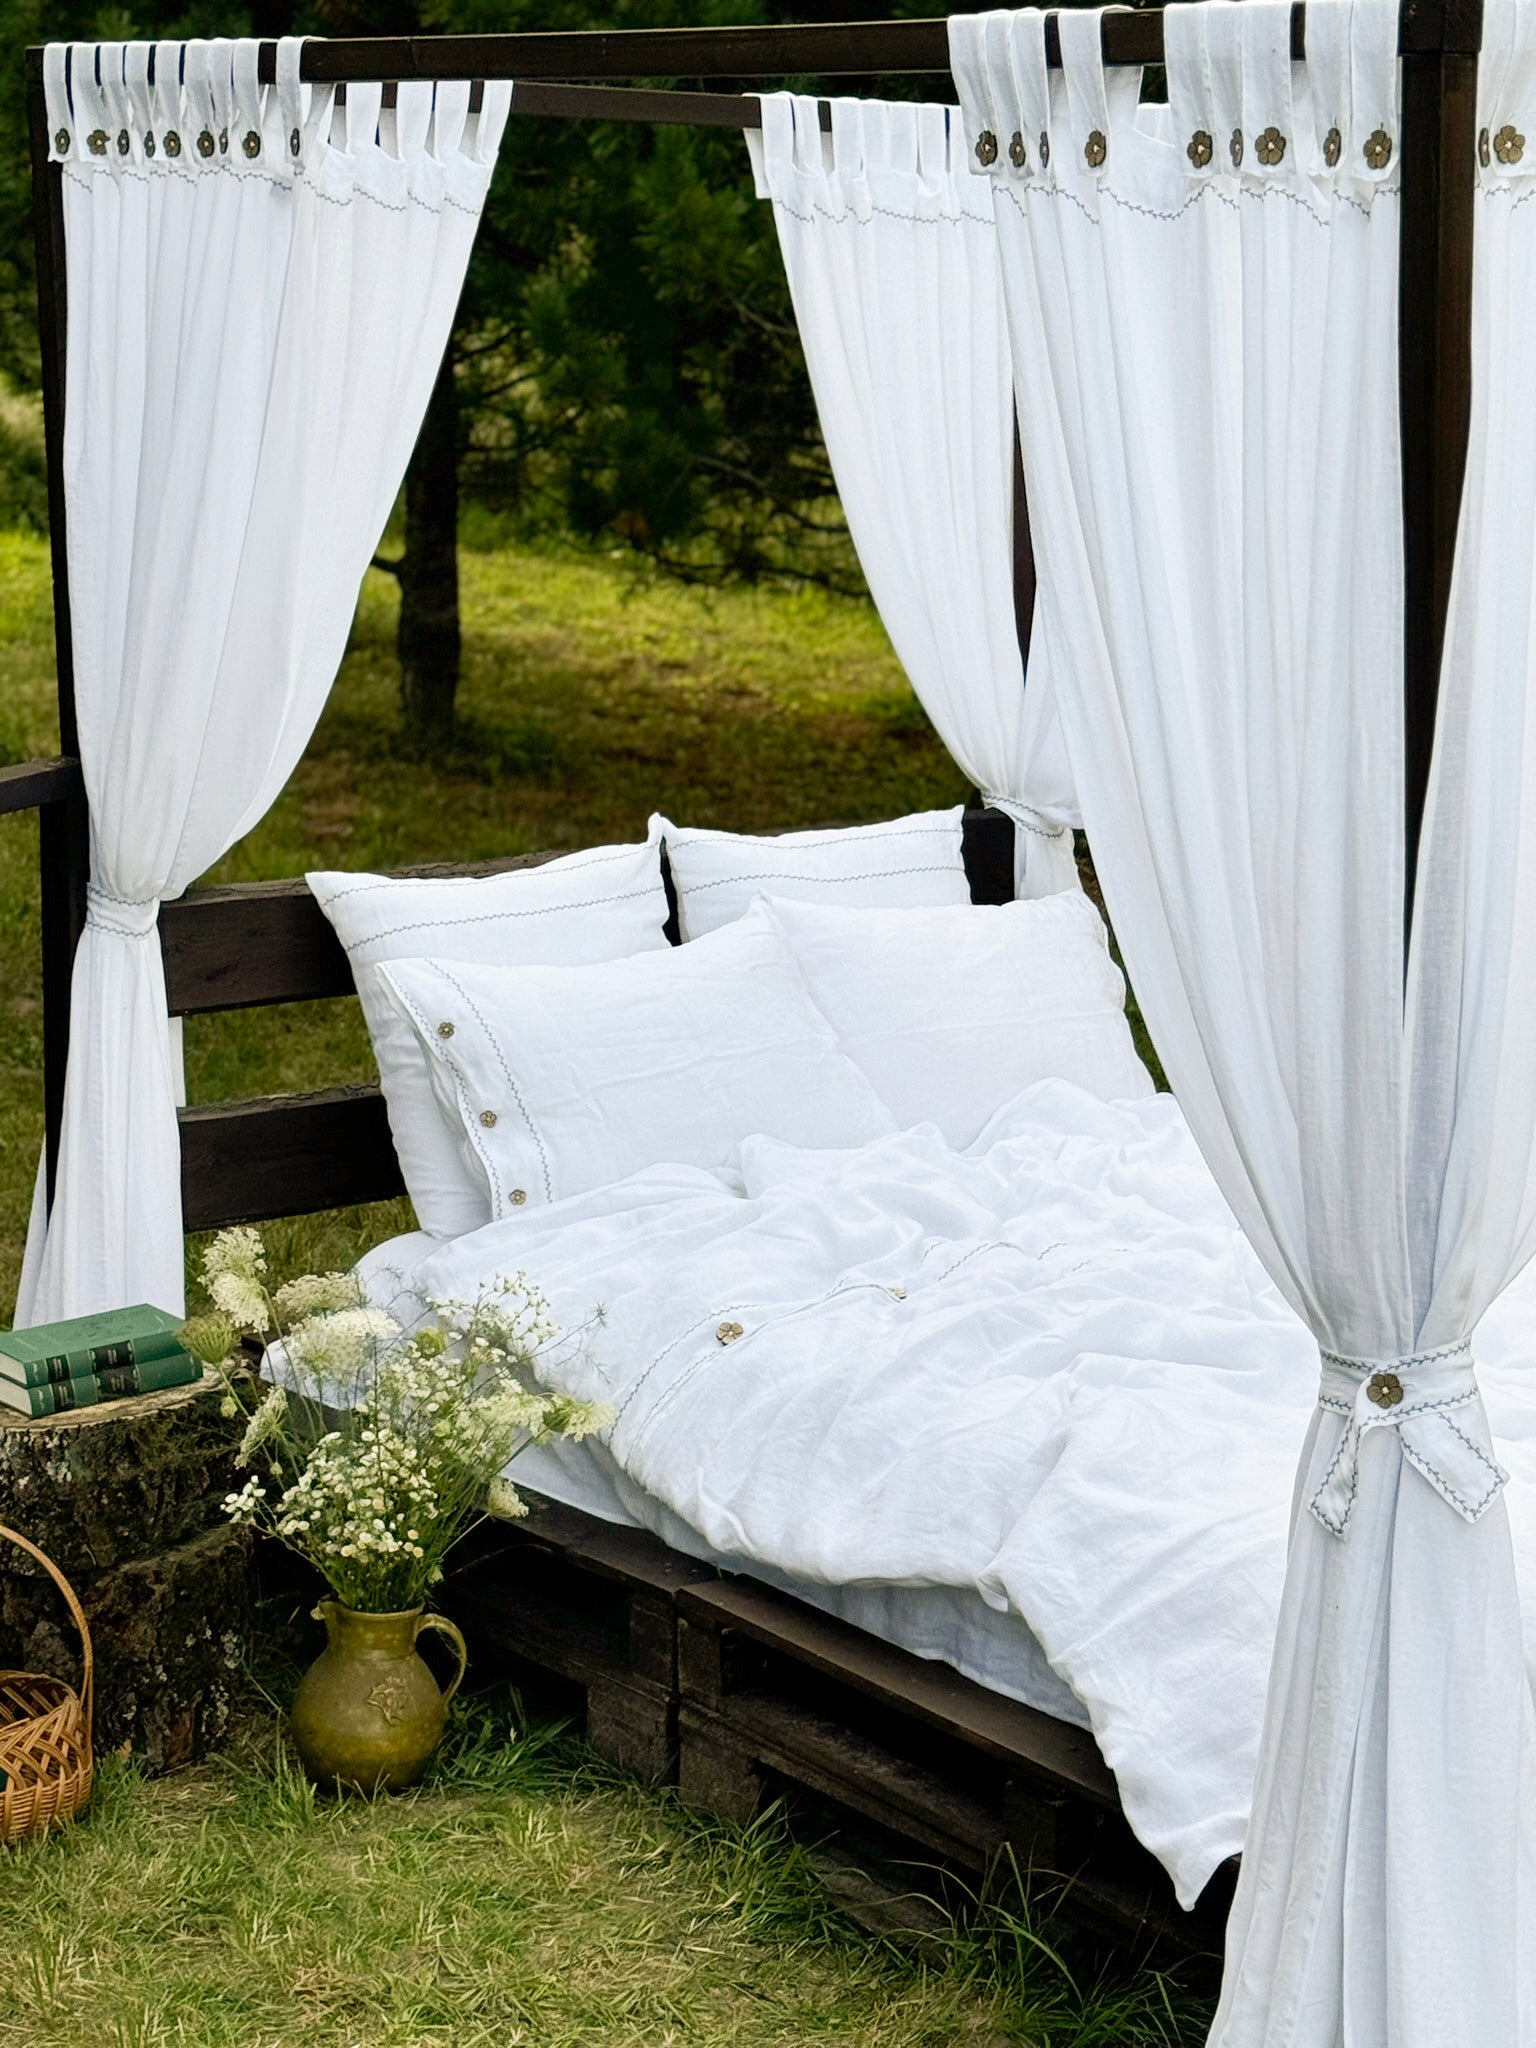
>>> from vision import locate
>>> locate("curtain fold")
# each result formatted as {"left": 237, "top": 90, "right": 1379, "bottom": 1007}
{"left": 748, "top": 93, "right": 1078, "bottom": 896}
{"left": 18, "top": 38, "right": 510, "bottom": 1324}
{"left": 950, "top": 1, "right": 1536, "bottom": 2040}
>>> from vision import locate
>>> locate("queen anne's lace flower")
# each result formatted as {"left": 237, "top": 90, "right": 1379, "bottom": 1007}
{"left": 486, "top": 1476, "right": 529, "bottom": 1520}
{"left": 202, "top": 1226, "right": 266, "bottom": 1286}
{"left": 239, "top": 1387, "right": 289, "bottom": 1465}
{"left": 210, "top": 1271, "right": 270, "bottom": 1333}
{"left": 273, "top": 1271, "right": 363, "bottom": 1323}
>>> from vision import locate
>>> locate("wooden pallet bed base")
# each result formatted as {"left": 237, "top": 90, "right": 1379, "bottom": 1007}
{"left": 434, "top": 1489, "right": 1231, "bottom": 1954}
{"left": 440, "top": 1493, "right": 716, "bottom": 1779}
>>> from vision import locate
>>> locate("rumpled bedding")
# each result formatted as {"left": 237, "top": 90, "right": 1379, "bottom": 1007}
{"left": 354, "top": 1080, "right": 1536, "bottom": 1908}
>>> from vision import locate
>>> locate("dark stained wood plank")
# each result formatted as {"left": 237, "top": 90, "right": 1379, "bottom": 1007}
{"left": 161, "top": 811, "right": 1015, "bottom": 1017}
{"left": 0, "top": 757, "right": 82, "bottom": 816}
{"left": 161, "top": 852, "right": 561, "bottom": 1015}
{"left": 179, "top": 1086, "right": 403, "bottom": 1230}
{"left": 677, "top": 1577, "right": 1117, "bottom": 1808}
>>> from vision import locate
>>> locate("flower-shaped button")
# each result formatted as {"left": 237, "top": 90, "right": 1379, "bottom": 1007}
{"left": 144, "top": 133, "right": 156, "bottom": 157}
{"left": 479, "top": 1109, "right": 498, "bottom": 1128}
{"left": 1324, "top": 126, "right": 1342, "bottom": 167}
{"left": 87, "top": 129, "right": 108, "bottom": 155}
{"left": 1230, "top": 128, "right": 1244, "bottom": 169}
{"left": 1496, "top": 123, "right": 1525, "bottom": 165}
{"left": 1008, "top": 130, "right": 1027, "bottom": 168}
{"left": 53, "top": 126, "right": 69, "bottom": 153}
{"left": 1039, "top": 130, "right": 1050, "bottom": 169}
{"left": 242, "top": 129, "right": 261, "bottom": 158}
{"left": 1367, "top": 1370, "right": 1404, "bottom": 1410}
{"left": 1187, "top": 129, "right": 1213, "bottom": 168}
{"left": 716, "top": 1321, "right": 744, "bottom": 1345}
{"left": 510, "top": 1189, "right": 527, "bottom": 1207}
{"left": 1085, "top": 128, "right": 1107, "bottom": 168}
{"left": 1364, "top": 128, "right": 1393, "bottom": 170}
{"left": 197, "top": 129, "right": 216, "bottom": 158}
{"left": 290, "top": 126, "right": 302, "bottom": 158}
{"left": 975, "top": 129, "right": 998, "bottom": 167}
{"left": 116, "top": 129, "right": 130, "bottom": 155}
{"left": 1256, "top": 126, "right": 1286, "bottom": 166}
{"left": 164, "top": 130, "right": 182, "bottom": 157}
{"left": 437, "top": 1021, "right": 455, "bottom": 1039}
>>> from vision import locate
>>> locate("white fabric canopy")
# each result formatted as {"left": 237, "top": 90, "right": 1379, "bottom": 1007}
{"left": 950, "top": 1, "right": 1536, "bottom": 2041}
{"left": 17, "top": 38, "right": 509, "bottom": 1325}
{"left": 747, "top": 93, "right": 1078, "bottom": 896}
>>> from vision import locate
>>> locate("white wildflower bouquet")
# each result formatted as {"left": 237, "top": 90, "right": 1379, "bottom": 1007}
{"left": 180, "top": 1227, "right": 611, "bottom": 1614}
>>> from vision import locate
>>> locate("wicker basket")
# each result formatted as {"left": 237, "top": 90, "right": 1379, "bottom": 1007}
{"left": 0, "top": 1522, "right": 93, "bottom": 1845}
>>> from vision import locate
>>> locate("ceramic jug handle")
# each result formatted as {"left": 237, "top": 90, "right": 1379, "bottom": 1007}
{"left": 415, "top": 1611, "right": 468, "bottom": 1705}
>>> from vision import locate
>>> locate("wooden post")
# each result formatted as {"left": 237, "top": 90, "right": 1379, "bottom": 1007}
{"left": 25, "top": 49, "right": 89, "bottom": 1210}
{"left": 1397, "top": 3, "right": 1483, "bottom": 946}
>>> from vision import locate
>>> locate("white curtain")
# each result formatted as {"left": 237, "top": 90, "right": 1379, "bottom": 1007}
{"left": 951, "top": 2, "right": 1536, "bottom": 2042}
{"left": 747, "top": 93, "right": 1078, "bottom": 896}
{"left": 18, "top": 39, "right": 510, "bottom": 1325}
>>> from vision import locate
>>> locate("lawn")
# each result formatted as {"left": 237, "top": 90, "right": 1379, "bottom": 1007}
{"left": 1, "top": 1700, "right": 1210, "bottom": 2048}
{"left": 0, "top": 520, "right": 1204, "bottom": 2045}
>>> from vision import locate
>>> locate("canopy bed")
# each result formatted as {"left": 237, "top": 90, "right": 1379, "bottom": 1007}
{"left": 12, "top": 7, "right": 1536, "bottom": 2044}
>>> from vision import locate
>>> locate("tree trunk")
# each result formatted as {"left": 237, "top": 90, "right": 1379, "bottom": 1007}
{"left": 398, "top": 345, "right": 462, "bottom": 744}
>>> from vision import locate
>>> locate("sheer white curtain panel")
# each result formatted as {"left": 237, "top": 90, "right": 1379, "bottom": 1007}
{"left": 18, "top": 39, "right": 510, "bottom": 1325}
{"left": 748, "top": 92, "right": 1078, "bottom": 895}
{"left": 950, "top": 0, "right": 1536, "bottom": 2041}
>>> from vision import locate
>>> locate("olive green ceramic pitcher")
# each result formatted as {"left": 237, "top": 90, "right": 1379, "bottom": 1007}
{"left": 289, "top": 1601, "right": 467, "bottom": 1793}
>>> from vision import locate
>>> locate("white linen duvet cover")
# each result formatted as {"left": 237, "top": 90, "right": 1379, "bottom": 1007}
{"left": 352, "top": 1083, "right": 1536, "bottom": 1909}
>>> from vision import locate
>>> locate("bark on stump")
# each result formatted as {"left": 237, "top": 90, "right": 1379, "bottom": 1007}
{"left": 0, "top": 1372, "right": 251, "bottom": 1771}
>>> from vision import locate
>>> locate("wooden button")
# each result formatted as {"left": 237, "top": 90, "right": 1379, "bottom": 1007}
{"left": 1187, "top": 129, "right": 1213, "bottom": 168}
{"left": 437, "top": 1021, "right": 455, "bottom": 1038}
{"left": 1496, "top": 123, "right": 1525, "bottom": 165}
{"left": 1324, "top": 127, "right": 1342, "bottom": 167}
{"left": 1367, "top": 1371, "right": 1404, "bottom": 1410}
{"left": 242, "top": 129, "right": 261, "bottom": 158}
{"left": 479, "top": 1110, "right": 498, "bottom": 1128}
{"left": 1364, "top": 128, "right": 1392, "bottom": 170}
{"left": 1256, "top": 126, "right": 1286, "bottom": 166}
{"left": 975, "top": 130, "right": 998, "bottom": 167}
{"left": 1230, "top": 128, "right": 1244, "bottom": 169}
{"left": 716, "top": 1321, "right": 744, "bottom": 1345}
{"left": 1085, "top": 128, "right": 1107, "bottom": 168}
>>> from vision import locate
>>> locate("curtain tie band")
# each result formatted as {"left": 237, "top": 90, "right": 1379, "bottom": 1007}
{"left": 1309, "top": 1340, "right": 1506, "bottom": 1537}
{"left": 84, "top": 884, "right": 160, "bottom": 940}
{"left": 981, "top": 792, "right": 1072, "bottom": 841}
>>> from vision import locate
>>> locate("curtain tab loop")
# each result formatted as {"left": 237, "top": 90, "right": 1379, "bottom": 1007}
{"left": 1310, "top": 1340, "right": 1506, "bottom": 1537}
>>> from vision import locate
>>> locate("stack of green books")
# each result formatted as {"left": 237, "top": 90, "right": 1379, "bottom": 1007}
{"left": 0, "top": 1305, "right": 203, "bottom": 1418}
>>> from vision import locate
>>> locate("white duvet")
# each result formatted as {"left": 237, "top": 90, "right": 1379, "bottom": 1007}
{"left": 355, "top": 1082, "right": 1536, "bottom": 1909}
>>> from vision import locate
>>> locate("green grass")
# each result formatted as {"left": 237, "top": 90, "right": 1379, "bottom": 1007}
{"left": 1, "top": 1698, "right": 1211, "bottom": 2048}
{"left": 0, "top": 522, "right": 970, "bottom": 1315}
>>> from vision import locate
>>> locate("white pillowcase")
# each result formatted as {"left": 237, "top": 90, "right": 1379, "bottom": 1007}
{"left": 309, "top": 832, "right": 670, "bottom": 1236}
{"left": 654, "top": 807, "right": 971, "bottom": 940}
{"left": 375, "top": 900, "right": 897, "bottom": 1218}
{"left": 759, "top": 892, "right": 1155, "bottom": 1148}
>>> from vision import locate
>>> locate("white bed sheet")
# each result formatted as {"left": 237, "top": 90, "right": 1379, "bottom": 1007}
{"left": 350, "top": 1091, "right": 1536, "bottom": 1910}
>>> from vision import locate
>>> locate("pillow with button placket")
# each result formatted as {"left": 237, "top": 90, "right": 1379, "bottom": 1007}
{"left": 376, "top": 900, "right": 898, "bottom": 1218}
{"left": 309, "top": 828, "right": 670, "bottom": 1236}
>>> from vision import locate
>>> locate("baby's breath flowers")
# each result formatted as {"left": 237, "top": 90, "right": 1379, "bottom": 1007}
{"left": 186, "top": 1229, "right": 611, "bottom": 1614}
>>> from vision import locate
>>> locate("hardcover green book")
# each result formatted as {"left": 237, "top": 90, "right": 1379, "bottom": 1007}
{"left": 0, "top": 1304, "right": 184, "bottom": 1389}
{"left": 0, "top": 1349, "right": 202, "bottom": 1420}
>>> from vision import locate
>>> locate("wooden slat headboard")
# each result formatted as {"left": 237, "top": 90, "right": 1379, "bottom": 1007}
{"left": 165, "top": 808, "right": 1017, "bottom": 1231}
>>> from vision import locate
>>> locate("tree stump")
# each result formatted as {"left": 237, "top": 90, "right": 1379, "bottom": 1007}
{"left": 0, "top": 1372, "right": 250, "bottom": 1772}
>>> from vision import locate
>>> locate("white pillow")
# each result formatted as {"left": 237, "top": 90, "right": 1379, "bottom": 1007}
{"left": 655, "top": 807, "right": 971, "bottom": 940}
{"left": 309, "top": 831, "right": 670, "bottom": 1236}
{"left": 759, "top": 892, "right": 1155, "bottom": 1148}
{"left": 374, "top": 901, "right": 897, "bottom": 1218}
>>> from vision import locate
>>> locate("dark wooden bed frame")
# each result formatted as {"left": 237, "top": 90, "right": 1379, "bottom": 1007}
{"left": 11, "top": 0, "right": 1483, "bottom": 1956}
